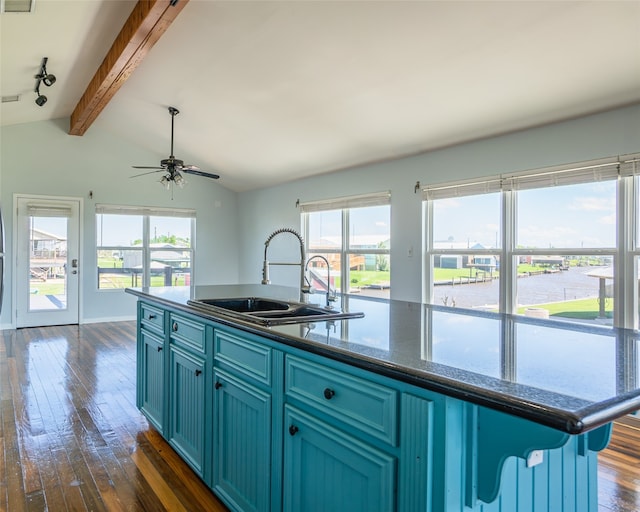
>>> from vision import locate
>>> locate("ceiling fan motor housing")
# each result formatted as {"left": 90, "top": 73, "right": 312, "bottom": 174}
{"left": 161, "top": 157, "right": 183, "bottom": 167}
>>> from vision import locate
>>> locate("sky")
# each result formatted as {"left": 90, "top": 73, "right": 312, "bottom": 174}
{"left": 433, "top": 180, "right": 618, "bottom": 249}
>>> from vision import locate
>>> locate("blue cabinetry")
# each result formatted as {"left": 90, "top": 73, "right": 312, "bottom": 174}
{"left": 169, "top": 344, "right": 206, "bottom": 476}
{"left": 137, "top": 302, "right": 166, "bottom": 433}
{"left": 212, "top": 327, "right": 279, "bottom": 512}
{"left": 167, "top": 310, "right": 210, "bottom": 478}
{"left": 283, "top": 405, "right": 396, "bottom": 512}
{"left": 138, "top": 329, "right": 165, "bottom": 432}
{"left": 135, "top": 299, "right": 609, "bottom": 512}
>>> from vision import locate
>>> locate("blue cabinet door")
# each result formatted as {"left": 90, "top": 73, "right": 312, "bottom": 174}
{"left": 169, "top": 345, "right": 206, "bottom": 476}
{"left": 139, "top": 329, "right": 165, "bottom": 432}
{"left": 213, "top": 369, "right": 272, "bottom": 512}
{"left": 283, "top": 405, "right": 396, "bottom": 512}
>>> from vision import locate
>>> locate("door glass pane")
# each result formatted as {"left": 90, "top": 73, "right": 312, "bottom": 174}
{"left": 517, "top": 181, "right": 616, "bottom": 249}
{"left": 29, "top": 216, "right": 67, "bottom": 311}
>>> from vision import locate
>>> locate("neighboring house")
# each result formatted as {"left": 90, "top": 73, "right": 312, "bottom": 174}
{"left": 30, "top": 228, "right": 66, "bottom": 259}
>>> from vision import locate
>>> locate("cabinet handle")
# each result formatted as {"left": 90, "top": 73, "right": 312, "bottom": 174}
{"left": 195, "top": 369, "right": 202, "bottom": 377}
{"left": 172, "top": 322, "right": 179, "bottom": 332}
{"left": 157, "top": 346, "right": 163, "bottom": 352}
{"left": 323, "top": 388, "right": 335, "bottom": 400}
{"left": 148, "top": 314, "right": 156, "bottom": 320}
{"left": 215, "top": 381, "right": 222, "bottom": 390}
{"left": 288, "top": 425, "right": 299, "bottom": 436}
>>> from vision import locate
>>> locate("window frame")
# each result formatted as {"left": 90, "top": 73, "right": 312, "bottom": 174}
{"left": 299, "top": 192, "right": 391, "bottom": 297}
{"left": 423, "top": 154, "right": 640, "bottom": 329}
{"left": 95, "top": 204, "right": 196, "bottom": 291}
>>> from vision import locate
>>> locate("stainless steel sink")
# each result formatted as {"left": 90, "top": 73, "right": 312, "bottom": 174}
{"left": 193, "top": 297, "right": 290, "bottom": 312}
{"left": 187, "top": 296, "right": 364, "bottom": 326}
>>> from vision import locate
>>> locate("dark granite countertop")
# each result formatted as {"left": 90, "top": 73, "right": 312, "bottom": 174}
{"left": 126, "top": 284, "right": 640, "bottom": 434}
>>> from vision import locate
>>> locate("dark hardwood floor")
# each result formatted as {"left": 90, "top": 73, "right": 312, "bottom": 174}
{"left": 0, "top": 322, "right": 638, "bottom": 511}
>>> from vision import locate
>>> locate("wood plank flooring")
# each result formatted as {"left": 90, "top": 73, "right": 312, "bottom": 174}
{"left": 0, "top": 322, "right": 227, "bottom": 512}
{"left": 0, "top": 321, "right": 638, "bottom": 511}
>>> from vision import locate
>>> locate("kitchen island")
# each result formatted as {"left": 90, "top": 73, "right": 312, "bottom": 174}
{"left": 126, "top": 284, "right": 640, "bottom": 512}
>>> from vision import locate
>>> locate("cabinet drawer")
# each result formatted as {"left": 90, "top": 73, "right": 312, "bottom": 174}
{"left": 169, "top": 313, "right": 206, "bottom": 353}
{"left": 285, "top": 355, "right": 397, "bottom": 445}
{"left": 140, "top": 303, "right": 164, "bottom": 334}
{"left": 214, "top": 329, "right": 272, "bottom": 387}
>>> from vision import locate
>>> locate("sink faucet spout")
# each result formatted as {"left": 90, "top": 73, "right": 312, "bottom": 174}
{"left": 261, "top": 228, "right": 308, "bottom": 301}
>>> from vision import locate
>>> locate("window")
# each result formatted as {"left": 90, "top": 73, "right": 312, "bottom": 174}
{"left": 96, "top": 205, "right": 195, "bottom": 289}
{"left": 423, "top": 154, "right": 640, "bottom": 329}
{"left": 300, "top": 192, "right": 391, "bottom": 299}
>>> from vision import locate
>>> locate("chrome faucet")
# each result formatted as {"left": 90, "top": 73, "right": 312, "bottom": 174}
{"left": 261, "top": 228, "right": 310, "bottom": 302}
{"left": 305, "top": 255, "right": 337, "bottom": 309}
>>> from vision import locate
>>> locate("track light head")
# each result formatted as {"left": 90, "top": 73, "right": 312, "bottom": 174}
{"left": 42, "top": 74, "right": 56, "bottom": 87}
{"left": 33, "top": 57, "right": 55, "bottom": 108}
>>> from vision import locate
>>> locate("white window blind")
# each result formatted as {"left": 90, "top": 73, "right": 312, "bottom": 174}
{"left": 96, "top": 204, "right": 195, "bottom": 218}
{"left": 502, "top": 160, "right": 620, "bottom": 191}
{"left": 422, "top": 177, "right": 501, "bottom": 201}
{"left": 298, "top": 191, "right": 390, "bottom": 213}
{"left": 421, "top": 154, "right": 640, "bottom": 200}
{"left": 27, "top": 204, "right": 73, "bottom": 217}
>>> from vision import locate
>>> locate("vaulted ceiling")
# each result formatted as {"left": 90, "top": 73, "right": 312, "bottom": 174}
{"left": 2, "top": 0, "right": 639, "bottom": 192}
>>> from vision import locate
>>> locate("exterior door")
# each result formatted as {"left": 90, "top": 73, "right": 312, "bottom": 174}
{"left": 15, "top": 196, "right": 80, "bottom": 327}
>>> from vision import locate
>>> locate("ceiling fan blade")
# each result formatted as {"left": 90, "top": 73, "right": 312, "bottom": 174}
{"left": 130, "top": 169, "right": 166, "bottom": 178}
{"left": 132, "top": 165, "right": 165, "bottom": 170}
{"left": 182, "top": 168, "right": 220, "bottom": 180}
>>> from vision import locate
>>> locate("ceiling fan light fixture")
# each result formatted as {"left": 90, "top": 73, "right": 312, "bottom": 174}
{"left": 174, "top": 173, "right": 186, "bottom": 188}
{"left": 131, "top": 106, "right": 220, "bottom": 195}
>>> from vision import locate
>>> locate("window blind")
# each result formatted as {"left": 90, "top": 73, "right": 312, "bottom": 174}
{"left": 96, "top": 204, "right": 195, "bottom": 218}
{"left": 421, "top": 154, "right": 640, "bottom": 200}
{"left": 27, "top": 204, "right": 73, "bottom": 217}
{"left": 502, "top": 160, "right": 620, "bottom": 191}
{"left": 298, "top": 191, "right": 390, "bottom": 213}
{"left": 422, "top": 177, "right": 501, "bottom": 201}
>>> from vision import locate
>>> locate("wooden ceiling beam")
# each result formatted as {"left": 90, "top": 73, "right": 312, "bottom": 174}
{"left": 69, "top": 0, "right": 189, "bottom": 136}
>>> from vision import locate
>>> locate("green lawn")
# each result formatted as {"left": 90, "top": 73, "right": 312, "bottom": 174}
{"left": 517, "top": 297, "right": 613, "bottom": 320}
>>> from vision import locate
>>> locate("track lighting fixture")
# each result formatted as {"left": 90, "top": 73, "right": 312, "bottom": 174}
{"left": 33, "top": 57, "right": 56, "bottom": 107}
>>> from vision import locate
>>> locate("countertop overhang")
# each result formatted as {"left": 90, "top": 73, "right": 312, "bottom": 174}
{"left": 126, "top": 284, "right": 640, "bottom": 434}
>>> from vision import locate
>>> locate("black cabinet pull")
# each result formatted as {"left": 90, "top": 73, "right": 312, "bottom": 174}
{"left": 195, "top": 369, "right": 202, "bottom": 377}
{"left": 323, "top": 388, "right": 335, "bottom": 400}
{"left": 172, "top": 322, "right": 179, "bottom": 332}
{"left": 215, "top": 381, "right": 222, "bottom": 389}
{"left": 148, "top": 314, "right": 156, "bottom": 320}
{"left": 289, "top": 425, "right": 299, "bottom": 436}
{"left": 157, "top": 346, "right": 163, "bottom": 352}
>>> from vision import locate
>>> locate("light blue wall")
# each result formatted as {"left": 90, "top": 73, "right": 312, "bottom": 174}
{"left": 237, "top": 103, "right": 640, "bottom": 303}
{"left": 0, "top": 118, "right": 240, "bottom": 327}
{"left": 1, "top": 104, "right": 638, "bottom": 326}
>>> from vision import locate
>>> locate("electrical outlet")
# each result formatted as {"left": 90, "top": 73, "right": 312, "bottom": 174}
{"left": 526, "top": 450, "right": 544, "bottom": 467}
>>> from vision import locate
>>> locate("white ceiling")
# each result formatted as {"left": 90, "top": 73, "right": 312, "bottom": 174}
{"left": 2, "top": 0, "right": 640, "bottom": 192}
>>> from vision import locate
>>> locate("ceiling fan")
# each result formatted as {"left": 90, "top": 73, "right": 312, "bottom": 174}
{"left": 132, "top": 106, "right": 219, "bottom": 192}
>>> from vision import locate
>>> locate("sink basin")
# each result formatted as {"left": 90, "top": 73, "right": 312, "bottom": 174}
{"left": 193, "top": 297, "right": 290, "bottom": 313}
{"left": 187, "top": 296, "right": 364, "bottom": 326}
